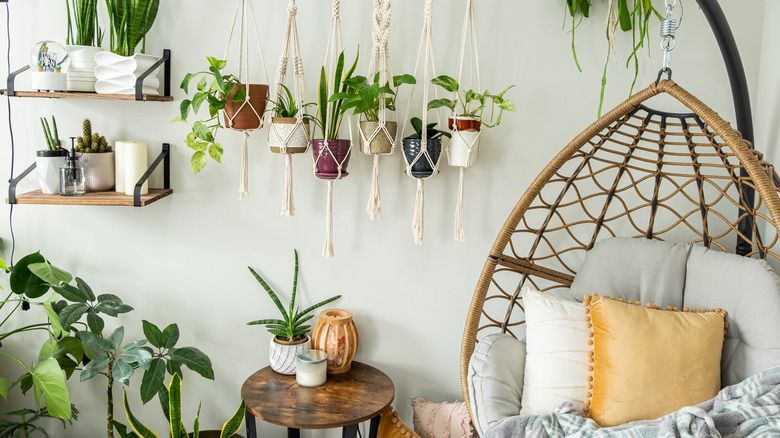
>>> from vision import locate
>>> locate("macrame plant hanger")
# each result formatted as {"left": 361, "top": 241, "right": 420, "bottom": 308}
{"left": 223, "top": 0, "right": 270, "bottom": 200}
{"left": 399, "top": 0, "right": 443, "bottom": 245}
{"left": 449, "top": 0, "right": 481, "bottom": 241}
{"left": 268, "top": 0, "right": 310, "bottom": 216}
{"left": 362, "top": 0, "right": 395, "bottom": 220}
{"left": 314, "top": 0, "right": 355, "bottom": 257}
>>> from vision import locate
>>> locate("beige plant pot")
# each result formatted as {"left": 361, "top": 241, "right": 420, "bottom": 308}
{"left": 268, "top": 335, "right": 310, "bottom": 375}
{"left": 358, "top": 121, "right": 397, "bottom": 155}
{"left": 268, "top": 117, "right": 310, "bottom": 154}
{"left": 80, "top": 152, "right": 116, "bottom": 191}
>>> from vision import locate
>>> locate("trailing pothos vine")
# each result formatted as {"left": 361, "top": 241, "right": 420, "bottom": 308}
{"left": 566, "top": 0, "right": 663, "bottom": 115}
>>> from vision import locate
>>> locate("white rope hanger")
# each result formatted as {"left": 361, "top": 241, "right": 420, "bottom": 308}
{"left": 223, "top": 0, "right": 270, "bottom": 200}
{"left": 450, "top": 0, "right": 481, "bottom": 241}
{"left": 363, "top": 0, "right": 395, "bottom": 220}
{"left": 269, "top": 0, "right": 310, "bottom": 216}
{"left": 399, "top": 0, "right": 444, "bottom": 246}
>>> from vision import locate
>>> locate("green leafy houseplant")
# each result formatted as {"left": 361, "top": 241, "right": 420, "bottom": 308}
{"left": 66, "top": 0, "right": 103, "bottom": 47}
{"left": 115, "top": 373, "right": 245, "bottom": 438}
{"left": 0, "top": 405, "right": 79, "bottom": 438}
{"left": 104, "top": 0, "right": 160, "bottom": 56}
{"left": 406, "top": 117, "right": 451, "bottom": 140}
{"left": 337, "top": 72, "right": 416, "bottom": 122}
{"left": 267, "top": 83, "right": 313, "bottom": 119}
{"left": 175, "top": 57, "right": 247, "bottom": 174}
{"left": 311, "top": 50, "right": 359, "bottom": 140}
{"left": 427, "top": 75, "right": 515, "bottom": 129}
{"left": 247, "top": 250, "right": 341, "bottom": 342}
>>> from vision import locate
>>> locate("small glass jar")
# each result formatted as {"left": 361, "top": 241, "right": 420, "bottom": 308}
{"left": 296, "top": 350, "right": 328, "bottom": 387}
{"left": 60, "top": 142, "right": 86, "bottom": 196}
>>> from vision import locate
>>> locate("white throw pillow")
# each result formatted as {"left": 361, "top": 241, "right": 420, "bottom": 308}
{"left": 520, "top": 287, "right": 589, "bottom": 415}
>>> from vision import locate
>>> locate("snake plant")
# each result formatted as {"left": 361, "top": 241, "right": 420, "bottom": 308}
{"left": 104, "top": 0, "right": 160, "bottom": 56}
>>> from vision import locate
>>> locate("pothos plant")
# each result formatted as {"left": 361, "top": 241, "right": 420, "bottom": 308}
{"left": 427, "top": 75, "right": 516, "bottom": 128}
{"left": 337, "top": 72, "right": 416, "bottom": 122}
{"left": 174, "top": 56, "right": 246, "bottom": 174}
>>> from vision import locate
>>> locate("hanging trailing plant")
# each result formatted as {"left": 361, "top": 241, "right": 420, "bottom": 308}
{"left": 565, "top": 0, "right": 662, "bottom": 115}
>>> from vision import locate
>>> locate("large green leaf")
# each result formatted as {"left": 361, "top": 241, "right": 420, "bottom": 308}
{"left": 220, "top": 399, "right": 246, "bottom": 438}
{"left": 142, "top": 320, "right": 164, "bottom": 348}
{"left": 108, "top": 326, "right": 125, "bottom": 350}
{"left": 191, "top": 151, "right": 207, "bottom": 174}
{"left": 140, "top": 358, "right": 166, "bottom": 404}
{"left": 169, "top": 374, "right": 185, "bottom": 438}
{"left": 38, "top": 336, "right": 84, "bottom": 366}
{"left": 86, "top": 310, "right": 105, "bottom": 335}
{"left": 28, "top": 262, "right": 72, "bottom": 287}
{"left": 431, "top": 75, "right": 459, "bottom": 93}
{"left": 43, "top": 293, "right": 63, "bottom": 338}
{"left": 0, "top": 377, "right": 7, "bottom": 400}
{"left": 9, "top": 252, "right": 49, "bottom": 298}
{"left": 123, "top": 390, "right": 161, "bottom": 438}
{"left": 192, "top": 121, "right": 214, "bottom": 143}
{"left": 114, "top": 421, "right": 143, "bottom": 438}
{"left": 161, "top": 323, "right": 180, "bottom": 349}
{"left": 58, "top": 303, "right": 89, "bottom": 330}
{"left": 170, "top": 347, "right": 214, "bottom": 380}
{"left": 123, "top": 344, "right": 152, "bottom": 370}
{"left": 78, "top": 331, "right": 113, "bottom": 354}
{"left": 113, "top": 358, "right": 135, "bottom": 384}
{"left": 79, "top": 355, "right": 109, "bottom": 381}
{"left": 31, "top": 358, "right": 71, "bottom": 419}
{"left": 53, "top": 284, "right": 90, "bottom": 303}
{"left": 75, "top": 277, "right": 96, "bottom": 301}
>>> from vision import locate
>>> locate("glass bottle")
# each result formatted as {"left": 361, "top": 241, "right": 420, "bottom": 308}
{"left": 60, "top": 137, "right": 86, "bottom": 196}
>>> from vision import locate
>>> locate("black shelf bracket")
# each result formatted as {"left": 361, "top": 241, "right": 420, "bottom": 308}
{"left": 5, "top": 65, "right": 30, "bottom": 97}
{"left": 7, "top": 162, "right": 37, "bottom": 204}
{"left": 134, "top": 143, "right": 170, "bottom": 207}
{"left": 135, "top": 49, "right": 171, "bottom": 101}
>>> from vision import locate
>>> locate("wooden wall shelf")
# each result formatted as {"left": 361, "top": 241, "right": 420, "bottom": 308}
{"left": 6, "top": 189, "right": 172, "bottom": 207}
{"left": 0, "top": 90, "right": 172, "bottom": 102}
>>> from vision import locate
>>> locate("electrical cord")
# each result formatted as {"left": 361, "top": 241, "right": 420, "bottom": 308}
{"left": 4, "top": 0, "right": 15, "bottom": 268}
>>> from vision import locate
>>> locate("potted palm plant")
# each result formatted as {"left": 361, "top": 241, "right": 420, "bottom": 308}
{"left": 94, "top": 0, "right": 161, "bottom": 95}
{"left": 36, "top": 116, "right": 67, "bottom": 194}
{"left": 176, "top": 57, "right": 269, "bottom": 173}
{"left": 428, "top": 75, "right": 515, "bottom": 167}
{"left": 267, "top": 83, "right": 313, "bottom": 154}
{"left": 75, "top": 118, "right": 114, "bottom": 191}
{"left": 310, "top": 50, "right": 359, "bottom": 178}
{"left": 339, "top": 72, "right": 415, "bottom": 154}
{"left": 246, "top": 249, "right": 341, "bottom": 375}
{"left": 64, "top": 0, "right": 103, "bottom": 91}
{"left": 402, "top": 117, "right": 451, "bottom": 178}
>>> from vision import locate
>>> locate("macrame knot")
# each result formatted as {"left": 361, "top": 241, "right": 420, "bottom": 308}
{"left": 332, "top": 0, "right": 340, "bottom": 20}
{"left": 294, "top": 57, "right": 304, "bottom": 76}
{"left": 423, "top": 0, "right": 433, "bottom": 19}
{"left": 277, "top": 58, "right": 289, "bottom": 76}
{"left": 287, "top": 3, "right": 297, "bottom": 15}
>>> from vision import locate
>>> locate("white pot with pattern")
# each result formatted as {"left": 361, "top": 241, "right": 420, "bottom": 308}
{"left": 268, "top": 335, "right": 310, "bottom": 375}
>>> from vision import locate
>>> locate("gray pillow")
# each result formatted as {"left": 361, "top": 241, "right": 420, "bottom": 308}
{"left": 569, "top": 237, "right": 692, "bottom": 307}
{"left": 467, "top": 333, "right": 525, "bottom": 436}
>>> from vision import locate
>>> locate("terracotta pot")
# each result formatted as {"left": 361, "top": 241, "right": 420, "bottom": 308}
{"left": 312, "top": 139, "right": 351, "bottom": 179}
{"left": 80, "top": 152, "right": 115, "bottom": 191}
{"left": 268, "top": 335, "right": 310, "bottom": 375}
{"left": 402, "top": 137, "right": 442, "bottom": 178}
{"left": 268, "top": 117, "right": 310, "bottom": 154}
{"left": 358, "top": 121, "right": 397, "bottom": 155}
{"left": 223, "top": 84, "right": 268, "bottom": 130}
{"left": 312, "top": 309, "right": 359, "bottom": 374}
{"left": 36, "top": 148, "right": 67, "bottom": 194}
{"left": 448, "top": 116, "right": 481, "bottom": 132}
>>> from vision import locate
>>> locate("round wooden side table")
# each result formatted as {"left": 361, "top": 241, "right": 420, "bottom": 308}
{"left": 241, "top": 361, "right": 395, "bottom": 438}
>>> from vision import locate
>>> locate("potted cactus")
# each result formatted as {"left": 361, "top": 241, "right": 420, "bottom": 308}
{"left": 75, "top": 118, "right": 115, "bottom": 191}
{"left": 36, "top": 116, "right": 67, "bottom": 194}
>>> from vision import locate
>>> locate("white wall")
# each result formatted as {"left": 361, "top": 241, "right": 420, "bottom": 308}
{"left": 0, "top": 1, "right": 770, "bottom": 436}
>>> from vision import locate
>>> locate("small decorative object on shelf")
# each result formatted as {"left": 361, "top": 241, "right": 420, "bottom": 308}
{"left": 312, "top": 309, "right": 359, "bottom": 374}
{"left": 246, "top": 249, "right": 341, "bottom": 375}
{"left": 36, "top": 115, "right": 67, "bottom": 194}
{"left": 59, "top": 138, "right": 86, "bottom": 196}
{"left": 296, "top": 350, "right": 328, "bottom": 387}
{"left": 76, "top": 118, "right": 114, "bottom": 191}
{"left": 29, "top": 41, "right": 69, "bottom": 91}
{"left": 118, "top": 141, "right": 148, "bottom": 196}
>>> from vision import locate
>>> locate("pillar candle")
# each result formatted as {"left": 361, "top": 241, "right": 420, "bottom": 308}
{"left": 123, "top": 141, "right": 148, "bottom": 196}
{"left": 114, "top": 141, "right": 126, "bottom": 193}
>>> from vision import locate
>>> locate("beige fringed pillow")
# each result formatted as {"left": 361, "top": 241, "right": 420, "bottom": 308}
{"left": 411, "top": 396, "right": 476, "bottom": 438}
{"left": 584, "top": 294, "right": 727, "bottom": 427}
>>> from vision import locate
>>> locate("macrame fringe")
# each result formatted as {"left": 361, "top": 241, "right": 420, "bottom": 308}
{"left": 239, "top": 131, "right": 250, "bottom": 199}
{"left": 367, "top": 154, "right": 382, "bottom": 220}
{"left": 454, "top": 166, "right": 466, "bottom": 242}
{"left": 323, "top": 180, "right": 335, "bottom": 257}
{"left": 281, "top": 153, "right": 295, "bottom": 216}
{"left": 412, "top": 179, "right": 424, "bottom": 246}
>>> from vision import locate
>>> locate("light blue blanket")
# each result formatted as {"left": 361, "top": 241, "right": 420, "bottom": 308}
{"left": 484, "top": 365, "right": 780, "bottom": 438}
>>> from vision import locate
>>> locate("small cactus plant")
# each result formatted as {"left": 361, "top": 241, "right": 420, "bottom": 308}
{"left": 40, "top": 115, "right": 61, "bottom": 150}
{"left": 75, "top": 118, "right": 111, "bottom": 153}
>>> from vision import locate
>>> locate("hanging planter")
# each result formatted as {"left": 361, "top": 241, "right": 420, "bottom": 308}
{"left": 358, "top": 121, "right": 397, "bottom": 154}
{"left": 268, "top": 117, "right": 310, "bottom": 153}
{"left": 448, "top": 116, "right": 481, "bottom": 168}
{"left": 313, "top": 139, "right": 351, "bottom": 178}
{"left": 402, "top": 117, "right": 449, "bottom": 178}
{"left": 223, "top": 83, "right": 268, "bottom": 130}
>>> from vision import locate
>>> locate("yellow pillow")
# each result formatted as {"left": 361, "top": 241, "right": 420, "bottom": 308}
{"left": 378, "top": 407, "right": 420, "bottom": 438}
{"left": 584, "top": 294, "right": 727, "bottom": 427}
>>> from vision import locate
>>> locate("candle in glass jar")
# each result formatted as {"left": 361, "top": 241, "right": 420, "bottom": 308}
{"left": 296, "top": 350, "right": 327, "bottom": 387}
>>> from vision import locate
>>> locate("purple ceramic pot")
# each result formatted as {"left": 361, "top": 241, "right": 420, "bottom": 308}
{"left": 312, "top": 139, "right": 351, "bottom": 179}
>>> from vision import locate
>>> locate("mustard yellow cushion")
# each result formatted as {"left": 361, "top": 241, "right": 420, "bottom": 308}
{"left": 584, "top": 294, "right": 727, "bottom": 427}
{"left": 378, "top": 407, "right": 420, "bottom": 438}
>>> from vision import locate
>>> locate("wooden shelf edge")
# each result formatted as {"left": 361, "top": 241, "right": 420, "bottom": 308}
{"left": 6, "top": 189, "right": 173, "bottom": 207}
{"left": 0, "top": 90, "right": 173, "bottom": 102}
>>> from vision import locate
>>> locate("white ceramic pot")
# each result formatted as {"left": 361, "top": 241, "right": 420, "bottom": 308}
{"left": 80, "top": 152, "right": 115, "bottom": 191}
{"left": 268, "top": 117, "right": 310, "bottom": 153}
{"left": 36, "top": 149, "right": 68, "bottom": 194}
{"left": 65, "top": 45, "right": 101, "bottom": 91}
{"left": 31, "top": 72, "right": 67, "bottom": 91}
{"left": 94, "top": 52, "right": 160, "bottom": 95}
{"left": 268, "top": 335, "right": 310, "bottom": 375}
{"left": 448, "top": 128, "right": 481, "bottom": 168}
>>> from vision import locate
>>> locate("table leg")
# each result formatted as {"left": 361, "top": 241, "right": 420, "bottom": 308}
{"left": 288, "top": 428, "right": 301, "bottom": 438}
{"left": 342, "top": 424, "right": 358, "bottom": 438}
{"left": 244, "top": 411, "right": 257, "bottom": 438}
{"left": 368, "top": 415, "right": 380, "bottom": 438}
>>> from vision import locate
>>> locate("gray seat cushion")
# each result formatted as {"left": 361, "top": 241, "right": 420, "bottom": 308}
{"left": 684, "top": 244, "right": 780, "bottom": 386}
{"left": 569, "top": 237, "right": 692, "bottom": 307}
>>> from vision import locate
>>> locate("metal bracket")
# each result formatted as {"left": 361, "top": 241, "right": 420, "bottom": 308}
{"left": 7, "top": 162, "right": 37, "bottom": 204}
{"left": 133, "top": 143, "right": 170, "bottom": 207}
{"left": 135, "top": 49, "right": 171, "bottom": 101}
{"left": 5, "top": 65, "right": 29, "bottom": 96}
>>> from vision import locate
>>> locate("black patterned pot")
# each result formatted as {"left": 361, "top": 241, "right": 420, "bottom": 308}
{"left": 402, "top": 137, "right": 442, "bottom": 178}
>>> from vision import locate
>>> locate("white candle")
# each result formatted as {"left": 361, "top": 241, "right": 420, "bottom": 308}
{"left": 123, "top": 141, "right": 148, "bottom": 196}
{"left": 296, "top": 350, "right": 327, "bottom": 387}
{"left": 114, "top": 141, "right": 126, "bottom": 193}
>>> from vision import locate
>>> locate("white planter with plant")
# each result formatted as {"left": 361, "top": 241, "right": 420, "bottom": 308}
{"left": 65, "top": 0, "right": 102, "bottom": 91}
{"left": 246, "top": 249, "right": 341, "bottom": 375}
{"left": 267, "top": 84, "right": 312, "bottom": 154}
{"left": 36, "top": 116, "right": 67, "bottom": 194}
{"left": 95, "top": 0, "right": 160, "bottom": 95}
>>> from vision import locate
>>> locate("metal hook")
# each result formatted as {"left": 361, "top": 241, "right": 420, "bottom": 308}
{"left": 655, "top": 68, "right": 672, "bottom": 85}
